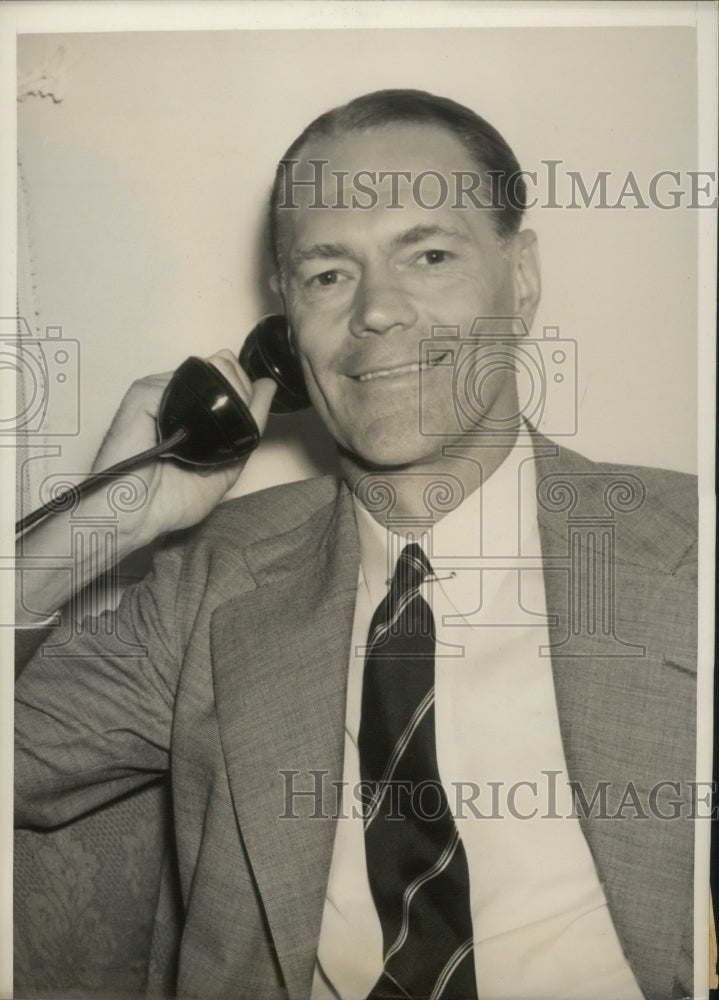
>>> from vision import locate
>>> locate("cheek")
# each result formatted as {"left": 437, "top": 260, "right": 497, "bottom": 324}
{"left": 290, "top": 303, "right": 355, "bottom": 389}
{"left": 411, "top": 271, "right": 512, "bottom": 331}
{"left": 294, "top": 335, "right": 340, "bottom": 392}
{"left": 291, "top": 332, "right": 351, "bottom": 430}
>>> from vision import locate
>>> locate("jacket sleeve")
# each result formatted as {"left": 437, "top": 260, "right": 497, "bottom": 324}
{"left": 15, "top": 537, "right": 187, "bottom": 829}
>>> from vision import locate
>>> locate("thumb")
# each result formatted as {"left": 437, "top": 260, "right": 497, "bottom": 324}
{"left": 248, "top": 378, "right": 278, "bottom": 435}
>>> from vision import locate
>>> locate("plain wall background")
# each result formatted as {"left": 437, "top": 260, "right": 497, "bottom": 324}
{"left": 16, "top": 26, "right": 699, "bottom": 506}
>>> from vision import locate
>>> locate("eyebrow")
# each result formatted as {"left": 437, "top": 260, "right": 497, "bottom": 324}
{"left": 290, "top": 225, "right": 468, "bottom": 268}
{"left": 389, "top": 224, "right": 469, "bottom": 249}
{"left": 291, "top": 242, "right": 352, "bottom": 264}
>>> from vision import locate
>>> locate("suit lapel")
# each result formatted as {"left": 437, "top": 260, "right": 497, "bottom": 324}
{"left": 211, "top": 484, "right": 359, "bottom": 999}
{"left": 534, "top": 437, "right": 696, "bottom": 1000}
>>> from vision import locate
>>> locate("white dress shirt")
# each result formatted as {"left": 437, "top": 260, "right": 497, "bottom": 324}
{"left": 312, "top": 435, "right": 644, "bottom": 1000}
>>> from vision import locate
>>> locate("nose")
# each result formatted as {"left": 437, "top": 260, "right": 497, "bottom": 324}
{"left": 348, "top": 269, "right": 418, "bottom": 338}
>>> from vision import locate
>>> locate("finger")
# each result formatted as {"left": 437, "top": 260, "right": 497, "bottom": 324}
{"left": 248, "top": 378, "right": 277, "bottom": 435}
{"left": 206, "top": 352, "right": 253, "bottom": 399}
{"left": 112, "top": 372, "right": 175, "bottom": 421}
{"left": 140, "top": 371, "right": 175, "bottom": 386}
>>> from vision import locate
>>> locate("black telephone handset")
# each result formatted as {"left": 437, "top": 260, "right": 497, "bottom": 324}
{"left": 157, "top": 314, "right": 311, "bottom": 466}
{"left": 16, "top": 315, "right": 311, "bottom": 536}
{"left": 238, "top": 314, "right": 312, "bottom": 415}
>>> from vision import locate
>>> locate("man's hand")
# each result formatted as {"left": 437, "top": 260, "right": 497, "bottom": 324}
{"left": 16, "top": 351, "right": 276, "bottom": 623}
{"left": 91, "top": 351, "right": 277, "bottom": 549}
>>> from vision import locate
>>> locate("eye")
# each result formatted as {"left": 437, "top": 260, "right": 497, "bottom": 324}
{"left": 421, "top": 249, "right": 451, "bottom": 266}
{"left": 308, "top": 270, "right": 342, "bottom": 287}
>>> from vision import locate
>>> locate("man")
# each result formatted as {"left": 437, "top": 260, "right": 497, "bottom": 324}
{"left": 15, "top": 91, "right": 697, "bottom": 1000}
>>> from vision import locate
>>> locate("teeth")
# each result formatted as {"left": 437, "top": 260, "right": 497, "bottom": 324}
{"left": 358, "top": 361, "right": 420, "bottom": 382}
{"left": 357, "top": 353, "right": 447, "bottom": 382}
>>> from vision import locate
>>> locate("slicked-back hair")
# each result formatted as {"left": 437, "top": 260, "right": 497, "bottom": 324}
{"left": 268, "top": 89, "right": 526, "bottom": 269}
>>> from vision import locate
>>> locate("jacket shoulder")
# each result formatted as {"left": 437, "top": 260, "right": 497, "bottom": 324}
{"left": 178, "top": 474, "right": 343, "bottom": 558}
{"left": 534, "top": 435, "right": 697, "bottom": 574}
{"left": 577, "top": 448, "right": 696, "bottom": 533}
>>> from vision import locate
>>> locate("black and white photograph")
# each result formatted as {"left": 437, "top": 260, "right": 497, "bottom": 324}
{"left": 3, "top": 3, "right": 716, "bottom": 999}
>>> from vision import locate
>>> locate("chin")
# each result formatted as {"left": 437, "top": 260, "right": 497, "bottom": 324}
{"left": 345, "top": 430, "right": 445, "bottom": 472}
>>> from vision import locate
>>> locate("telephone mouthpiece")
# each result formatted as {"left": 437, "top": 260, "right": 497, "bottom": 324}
{"left": 157, "top": 357, "right": 260, "bottom": 465}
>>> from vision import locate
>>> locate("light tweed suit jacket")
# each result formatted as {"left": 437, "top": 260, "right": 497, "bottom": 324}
{"left": 15, "top": 435, "right": 698, "bottom": 1000}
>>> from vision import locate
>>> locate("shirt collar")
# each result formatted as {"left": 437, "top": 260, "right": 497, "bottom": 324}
{"left": 352, "top": 427, "right": 539, "bottom": 610}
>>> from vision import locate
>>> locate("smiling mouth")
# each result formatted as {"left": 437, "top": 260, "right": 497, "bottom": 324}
{"left": 354, "top": 352, "right": 450, "bottom": 382}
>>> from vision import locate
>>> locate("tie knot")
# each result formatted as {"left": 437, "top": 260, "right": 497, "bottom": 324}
{"left": 393, "top": 542, "right": 432, "bottom": 594}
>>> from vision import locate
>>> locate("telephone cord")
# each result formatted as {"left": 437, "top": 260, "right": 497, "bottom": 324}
{"left": 15, "top": 427, "right": 189, "bottom": 537}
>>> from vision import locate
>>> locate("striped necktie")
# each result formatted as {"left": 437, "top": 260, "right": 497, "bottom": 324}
{"left": 358, "top": 542, "right": 478, "bottom": 1000}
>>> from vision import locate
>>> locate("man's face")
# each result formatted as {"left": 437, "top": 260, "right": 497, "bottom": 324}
{"left": 276, "top": 123, "right": 540, "bottom": 469}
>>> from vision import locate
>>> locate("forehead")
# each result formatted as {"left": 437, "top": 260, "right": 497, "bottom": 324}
{"left": 277, "top": 123, "right": 495, "bottom": 256}
{"left": 302, "top": 122, "right": 475, "bottom": 177}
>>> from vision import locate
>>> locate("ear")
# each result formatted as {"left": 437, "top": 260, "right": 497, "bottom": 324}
{"left": 510, "top": 229, "right": 541, "bottom": 330}
{"left": 269, "top": 272, "right": 293, "bottom": 325}
{"left": 268, "top": 273, "right": 294, "bottom": 346}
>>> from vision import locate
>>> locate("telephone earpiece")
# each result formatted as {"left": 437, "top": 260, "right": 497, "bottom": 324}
{"left": 239, "top": 314, "right": 312, "bottom": 414}
{"left": 157, "top": 314, "right": 310, "bottom": 466}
